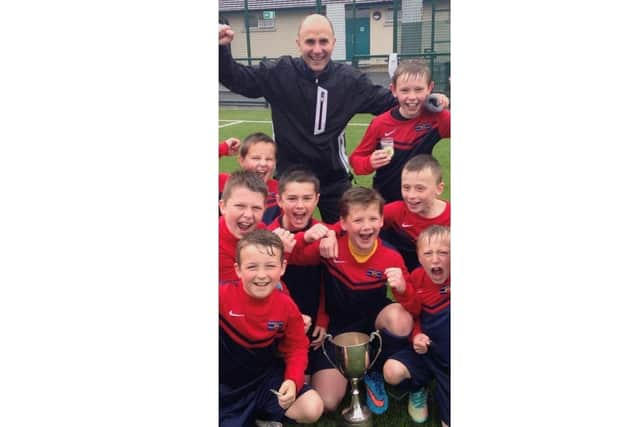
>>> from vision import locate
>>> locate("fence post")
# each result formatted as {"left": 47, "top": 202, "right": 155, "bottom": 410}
{"left": 393, "top": 0, "right": 399, "bottom": 52}
{"left": 351, "top": 0, "right": 357, "bottom": 62}
{"left": 430, "top": 0, "right": 436, "bottom": 75}
{"left": 243, "top": 0, "right": 252, "bottom": 66}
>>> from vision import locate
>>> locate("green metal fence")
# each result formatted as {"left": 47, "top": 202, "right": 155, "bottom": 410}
{"left": 219, "top": 0, "right": 450, "bottom": 105}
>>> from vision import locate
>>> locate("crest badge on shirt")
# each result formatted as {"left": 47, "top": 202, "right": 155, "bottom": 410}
{"left": 366, "top": 269, "right": 383, "bottom": 279}
{"left": 267, "top": 320, "right": 285, "bottom": 331}
{"left": 415, "top": 123, "right": 433, "bottom": 132}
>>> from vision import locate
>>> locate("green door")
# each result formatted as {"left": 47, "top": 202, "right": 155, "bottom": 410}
{"left": 346, "top": 17, "right": 370, "bottom": 60}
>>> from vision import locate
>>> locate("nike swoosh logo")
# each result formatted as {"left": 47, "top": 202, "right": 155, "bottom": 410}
{"left": 401, "top": 223, "right": 413, "bottom": 228}
{"left": 333, "top": 259, "right": 345, "bottom": 264}
{"left": 229, "top": 310, "right": 245, "bottom": 317}
{"left": 366, "top": 387, "right": 385, "bottom": 408}
{"left": 384, "top": 129, "right": 396, "bottom": 137}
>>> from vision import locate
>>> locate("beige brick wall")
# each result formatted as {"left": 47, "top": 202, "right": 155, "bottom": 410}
{"left": 225, "top": 10, "right": 307, "bottom": 59}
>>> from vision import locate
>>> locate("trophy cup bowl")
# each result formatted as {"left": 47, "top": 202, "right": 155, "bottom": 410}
{"left": 322, "top": 331, "right": 382, "bottom": 427}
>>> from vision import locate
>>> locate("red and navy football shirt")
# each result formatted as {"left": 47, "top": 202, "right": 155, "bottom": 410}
{"left": 219, "top": 282, "right": 309, "bottom": 391}
{"left": 289, "top": 234, "right": 413, "bottom": 333}
{"left": 380, "top": 200, "right": 451, "bottom": 271}
{"left": 349, "top": 107, "right": 450, "bottom": 204}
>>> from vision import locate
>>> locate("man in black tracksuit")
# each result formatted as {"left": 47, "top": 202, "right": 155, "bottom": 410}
{"left": 219, "top": 14, "right": 445, "bottom": 223}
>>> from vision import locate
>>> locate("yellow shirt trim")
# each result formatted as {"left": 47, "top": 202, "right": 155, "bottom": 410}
{"left": 348, "top": 238, "right": 378, "bottom": 263}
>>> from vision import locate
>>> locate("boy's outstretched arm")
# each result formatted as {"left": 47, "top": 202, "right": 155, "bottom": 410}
{"left": 278, "top": 305, "right": 310, "bottom": 393}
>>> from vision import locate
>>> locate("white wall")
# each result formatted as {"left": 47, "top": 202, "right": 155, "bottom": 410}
{"left": 326, "top": 3, "right": 346, "bottom": 61}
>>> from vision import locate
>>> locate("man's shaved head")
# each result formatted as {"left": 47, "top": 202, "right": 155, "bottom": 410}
{"left": 298, "top": 14, "right": 335, "bottom": 37}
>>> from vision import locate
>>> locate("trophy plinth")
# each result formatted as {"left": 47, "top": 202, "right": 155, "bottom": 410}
{"left": 322, "top": 331, "right": 382, "bottom": 427}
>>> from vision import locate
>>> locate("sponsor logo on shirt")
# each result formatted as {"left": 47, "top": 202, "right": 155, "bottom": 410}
{"left": 267, "top": 320, "right": 285, "bottom": 331}
{"left": 415, "top": 123, "right": 432, "bottom": 132}
{"left": 401, "top": 223, "right": 413, "bottom": 228}
{"left": 384, "top": 129, "right": 397, "bottom": 137}
{"left": 229, "top": 310, "right": 245, "bottom": 317}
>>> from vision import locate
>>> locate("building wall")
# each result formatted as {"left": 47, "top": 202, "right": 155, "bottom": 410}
{"left": 369, "top": 7, "right": 394, "bottom": 57}
{"left": 326, "top": 3, "right": 346, "bottom": 61}
{"left": 224, "top": 9, "right": 307, "bottom": 59}
{"left": 221, "top": 1, "right": 449, "bottom": 61}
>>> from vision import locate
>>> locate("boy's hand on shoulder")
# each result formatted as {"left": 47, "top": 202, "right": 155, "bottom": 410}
{"left": 319, "top": 230, "right": 338, "bottom": 258}
{"left": 385, "top": 267, "right": 406, "bottom": 293}
{"left": 219, "top": 24, "right": 234, "bottom": 45}
{"left": 272, "top": 227, "right": 297, "bottom": 253}
{"left": 304, "top": 223, "right": 330, "bottom": 243}
{"left": 432, "top": 93, "right": 449, "bottom": 109}
{"left": 310, "top": 325, "right": 327, "bottom": 350}
{"left": 370, "top": 149, "right": 392, "bottom": 170}
{"left": 277, "top": 379, "right": 297, "bottom": 409}
{"left": 413, "top": 333, "right": 431, "bottom": 354}
{"left": 224, "top": 137, "right": 241, "bottom": 155}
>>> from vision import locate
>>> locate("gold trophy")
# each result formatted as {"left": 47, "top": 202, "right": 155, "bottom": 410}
{"left": 321, "top": 331, "right": 382, "bottom": 427}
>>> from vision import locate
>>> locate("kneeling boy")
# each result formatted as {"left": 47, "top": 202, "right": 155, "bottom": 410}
{"left": 383, "top": 225, "right": 451, "bottom": 426}
{"left": 219, "top": 229, "right": 324, "bottom": 427}
{"left": 288, "top": 187, "right": 414, "bottom": 415}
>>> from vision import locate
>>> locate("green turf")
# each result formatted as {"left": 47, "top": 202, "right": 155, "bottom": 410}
{"left": 218, "top": 107, "right": 449, "bottom": 426}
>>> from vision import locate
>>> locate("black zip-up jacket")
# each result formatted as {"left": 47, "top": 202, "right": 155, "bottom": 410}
{"left": 220, "top": 45, "right": 396, "bottom": 186}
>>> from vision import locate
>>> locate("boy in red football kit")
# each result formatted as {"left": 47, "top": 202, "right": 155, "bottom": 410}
{"left": 288, "top": 187, "right": 414, "bottom": 415}
{"left": 219, "top": 132, "right": 281, "bottom": 224}
{"left": 219, "top": 170, "right": 296, "bottom": 286}
{"left": 220, "top": 229, "right": 324, "bottom": 427}
{"left": 267, "top": 169, "right": 335, "bottom": 351}
{"left": 349, "top": 60, "right": 450, "bottom": 204}
{"left": 380, "top": 154, "right": 450, "bottom": 271}
{"left": 383, "top": 225, "right": 451, "bottom": 426}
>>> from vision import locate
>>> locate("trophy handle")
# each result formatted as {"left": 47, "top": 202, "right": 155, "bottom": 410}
{"left": 321, "top": 334, "right": 341, "bottom": 372}
{"left": 368, "top": 330, "right": 383, "bottom": 370}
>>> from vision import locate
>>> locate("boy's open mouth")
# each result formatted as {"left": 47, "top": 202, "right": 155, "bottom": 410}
{"left": 358, "top": 231, "right": 375, "bottom": 241}
{"left": 237, "top": 220, "right": 254, "bottom": 231}
{"left": 292, "top": 212, "right": 307, "bottom": 221}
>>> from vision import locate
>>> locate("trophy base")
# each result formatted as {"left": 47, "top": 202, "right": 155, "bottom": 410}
{"left": 340, "top": 405, "right": 373, "bottom": 427}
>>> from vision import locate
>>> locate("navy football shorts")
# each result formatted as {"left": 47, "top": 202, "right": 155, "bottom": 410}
{"left": 220, "top": 365, "right": 313, "bottom": 427}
